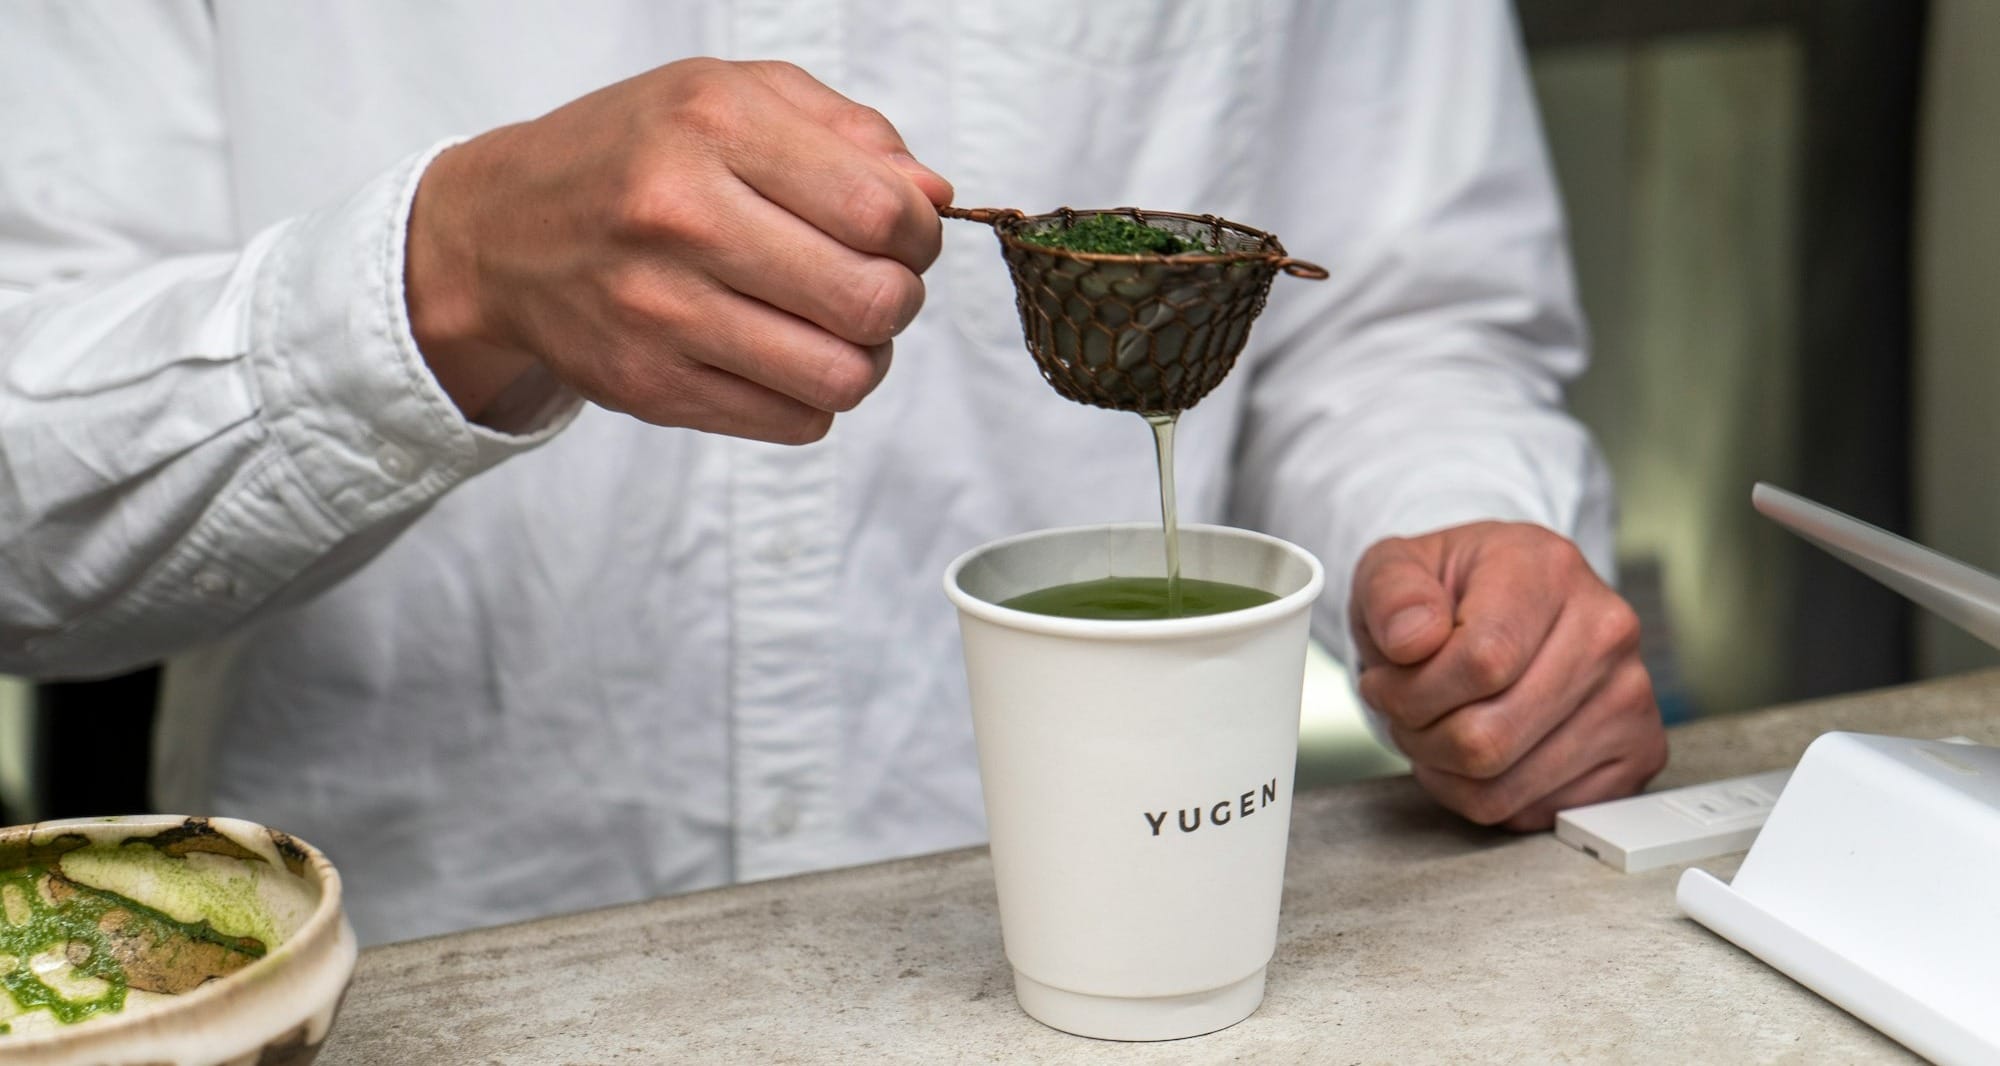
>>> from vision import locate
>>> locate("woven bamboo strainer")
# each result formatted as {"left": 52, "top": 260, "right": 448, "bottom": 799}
{"left": 943, "top": 205, "right": 1326, "bottom": 415}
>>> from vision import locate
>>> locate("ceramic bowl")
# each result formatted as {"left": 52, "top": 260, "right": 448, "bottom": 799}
{"left": 0, "top": 815, "right": 355, "bottom": 1065}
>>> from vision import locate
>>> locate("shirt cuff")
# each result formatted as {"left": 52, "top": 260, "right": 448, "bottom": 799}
{"left": 247, "top": 137, "right": 581, "bottom": 534}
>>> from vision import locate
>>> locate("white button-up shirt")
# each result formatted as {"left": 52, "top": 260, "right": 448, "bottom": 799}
{"left": 0, "top": 1, "right": 1613, "bottom": 944}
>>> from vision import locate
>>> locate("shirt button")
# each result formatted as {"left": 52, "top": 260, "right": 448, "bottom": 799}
{"left": 760, "top": 529, "right": 802, "bottom": 565}
{"left": 192, "top": 570, "right": 232, "bottom": 597}
{"left": 767, "top": 796, "right": 800, "bottom": 837}
{"left": 375, "top": 442, "right": 416, "bottom": 479}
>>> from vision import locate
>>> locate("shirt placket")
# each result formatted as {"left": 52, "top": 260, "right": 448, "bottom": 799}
{"left": 728, "top": 435, "right": 843, "bottom": 880}
{"left": 725, "top": 2, "right": 849, "bottom": 885}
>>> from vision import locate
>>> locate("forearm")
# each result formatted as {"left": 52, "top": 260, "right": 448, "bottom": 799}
{"left": 0, "top": 145, "right": 577, "bottom": 678}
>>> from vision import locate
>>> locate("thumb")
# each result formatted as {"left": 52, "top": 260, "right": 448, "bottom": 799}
{"left": 1349, "top": 537, "right": 1454, "bottom": 667}
{"left": 886, "top": 152, "right": 954, "bottom": 209}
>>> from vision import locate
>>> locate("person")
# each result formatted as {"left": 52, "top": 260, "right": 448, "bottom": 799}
{"left": 0, "top": 2, "right": 1665, "bottom": 944}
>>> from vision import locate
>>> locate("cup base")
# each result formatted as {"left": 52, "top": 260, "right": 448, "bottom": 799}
{"left": 1012, "top": 966, "right": 1267, "bottom": 1041}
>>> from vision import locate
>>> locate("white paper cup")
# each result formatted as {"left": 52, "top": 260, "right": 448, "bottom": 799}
{"left": 944, "top": 523, "right": 1324, "bottom": 1041}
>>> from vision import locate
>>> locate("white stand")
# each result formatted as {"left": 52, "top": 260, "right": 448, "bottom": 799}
{"left": 1677, "top": 732, "right": 2000, "bottom": 1066}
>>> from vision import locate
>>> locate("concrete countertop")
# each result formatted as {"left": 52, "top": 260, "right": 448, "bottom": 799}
{"left": 317, "top": 671, "right": 2000, "bottom": 1064}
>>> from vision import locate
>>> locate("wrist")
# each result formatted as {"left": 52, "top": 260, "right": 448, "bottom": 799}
{"left": 404, "top": 134, "right": 540, "bottom": 422}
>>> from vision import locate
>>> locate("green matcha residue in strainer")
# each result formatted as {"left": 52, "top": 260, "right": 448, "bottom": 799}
{"left": 1016, "top": 214, "right": 1215, "bottom": 256}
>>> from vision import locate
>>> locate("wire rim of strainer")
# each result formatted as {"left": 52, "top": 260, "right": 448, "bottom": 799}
{"left": 941, "top": 205, "right": 1329, "bottom": 280}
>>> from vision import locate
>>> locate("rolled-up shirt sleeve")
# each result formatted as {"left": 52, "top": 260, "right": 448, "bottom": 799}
{"left": 1, "top": 73, "right": 577, "bottom": 677}
{"left": 1229, "top": 1, "right": 1617, "bottom": 677}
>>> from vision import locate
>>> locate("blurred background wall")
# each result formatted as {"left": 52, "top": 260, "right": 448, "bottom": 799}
{"left": 1522, "top": 0, "right": 1928, "bottom": 721}
{"left": 1914, "top": 0, "right": 2000, "bottom": 681}
{"left": 1537, "top": 29, "right": 1802, "bottom": 720}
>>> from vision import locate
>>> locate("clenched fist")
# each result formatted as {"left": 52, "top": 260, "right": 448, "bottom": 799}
{"left": 405, "top": 58, "right": 953, "bottom": 442}
{"left": 1350, "top": 522, "right": 1668, "bottom": 830}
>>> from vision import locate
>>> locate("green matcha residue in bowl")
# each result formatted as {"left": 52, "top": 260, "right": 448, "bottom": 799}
{"left": 0, "top": 864, "right": 266, "bottom": 1027}
{"left": 1016, "top": 214, "right": 1216, "bottom": 256}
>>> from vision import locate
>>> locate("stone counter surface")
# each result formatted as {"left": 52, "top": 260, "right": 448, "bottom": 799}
{"left": 318, "top": 671, "right": 2000, "bottom": 1064}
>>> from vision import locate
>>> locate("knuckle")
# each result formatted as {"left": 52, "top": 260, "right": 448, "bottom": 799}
{"left": 1352, "top": 549, "right": 1404, "bottom": 609}
{"left": 1634, "top": 734, "right": 1669, "bottom": 784}
{"left": 1600, "top": 598, "right": 1643, "bottom": 655}
{"left": 598, "top": 344, "right": 649, "bottom": 402}
{"left": 812, "top": 345, "right": 878, "bottom": 413}
{"left": 1350, "top": 548, "right": 1391, "bottom": 600}
{"left": 841, "top": 176, "right": 908, "bottom": 252}
{"left": 1516, "top": 525, "right": 1586, "bottom": 575}
{"left": 846, "top": 266, "right": 922, "bottom": 344}
{"left": 908, "top": 214, "right": 945, "bottom": 273}
{"left": 1538, "top": 527, "right": 1583, "bottom": 564}
{"left": 1356, "top": 669, "right": 1400, "bottom": 720}
{"left": 1641, "top": 728, "right": 1670, "bottom": 779}
{"left": 777, "top": 409, "right": 835, "bottom": 445}
{"left": 1616, "top": 661, "right": 1661, "bottom": 718}
{"left": 613, "top": 173, "right": 708, "bottom": 242}
{"left": 1441, "top": 712, "right": 1516, "bottom": 780}
{"left": 615, "top": 352, "right": 696, "bottom": 425}
{"left": 1503, "top": 807, "right": 1556, "bottom": 833}
{"left": 605, "top": 270, "right": 701, "bottom": 339}
{"left": 836, "top": 102, "right": 895, "bottom": 142}
{"left": 1459, "top": 628, "right": 1523, "bottom": 694}
{"left": 1361, "top": 536, "right": 1410, "bottom": 569}
{"left": 670, "top": 75, "right": 743, "bottom": 138}
{"left": 1457, "top": 787, "right": 1518, "bottom": 827}
{"left": 746, "top": 59, "right": 805, "bottom": 82}
{"left": 671, "top": 56, "right": 731, "bottom": 79}
{"left": 604, "top": 268, "right": 664, "bottom": 326}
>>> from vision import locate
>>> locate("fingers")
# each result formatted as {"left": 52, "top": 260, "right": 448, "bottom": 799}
{"left": 1499, "top": 748, "right": 1663, "bottom": 832}
{"left": 1385, "top": 596, "right": 1626, "bottom": 779}
{"left": 1358, "top": 542, "right": 1571, "bottom": 730}
{"left": 703, "top": 307, "right": 893, "bottom": 416}
{"left": 665, "top": 365, "right": 840, "bottom": 445}
{"left": 1350, "top": 523, "right": 1663, "bottom": 834}
{"left": 459, "top": 56, "right": 947, "bottom": 443}
{"left": 611, "top": 355, "right": 838, "bottom": 445}
{"left": 703, "top": 186, "right": 927, "bottom": 347}
{"left": 1410, "top": 659, "right": 1666, "bottom": 829}
{"left": 654, "top": 280, "right": 895, "bottom": 415}
{"left": 1349, "top": 537, "right": 1454, "bottom": 668}
{"left": 719, "top": 72, "right": 946, "bottom": 272}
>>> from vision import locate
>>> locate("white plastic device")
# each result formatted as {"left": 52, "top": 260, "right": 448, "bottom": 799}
{"left": 1677, "top": 732, "right": 2000, "bottom": 1065}
{"left": 1555, "top": 769, "right": 1790, "bottom": 873}
{"left": 1669, "top": 483, "right": 2000, "bottom": 1065}
{"left": 1555, "top": 736, "right": 1976, "bottom": 873}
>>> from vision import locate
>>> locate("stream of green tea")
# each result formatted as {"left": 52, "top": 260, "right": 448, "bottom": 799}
{"left": 1146, "top": 412, "right": 1183, "bottom": 616}
{"left": 997, "top": 410, "right": 1279, "bottom": 620}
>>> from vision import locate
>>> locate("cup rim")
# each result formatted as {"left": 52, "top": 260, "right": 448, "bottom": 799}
{"left": 0, "top": 814, "right": 347, "bottom": 1053}
{"left": 943, "top": 522, "right": 1325, "bottom": 641}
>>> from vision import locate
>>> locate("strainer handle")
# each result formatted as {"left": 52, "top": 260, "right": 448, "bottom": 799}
{"left": 938, "top": 205, "right": 1024, "bottom": 226}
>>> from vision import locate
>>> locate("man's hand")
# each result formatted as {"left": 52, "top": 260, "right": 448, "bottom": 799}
{"left": 1349, "top": 522, "right": 1667, "bottom": 830}
{"left": 404, "top": 59, "right": 953, "bottom": 441}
